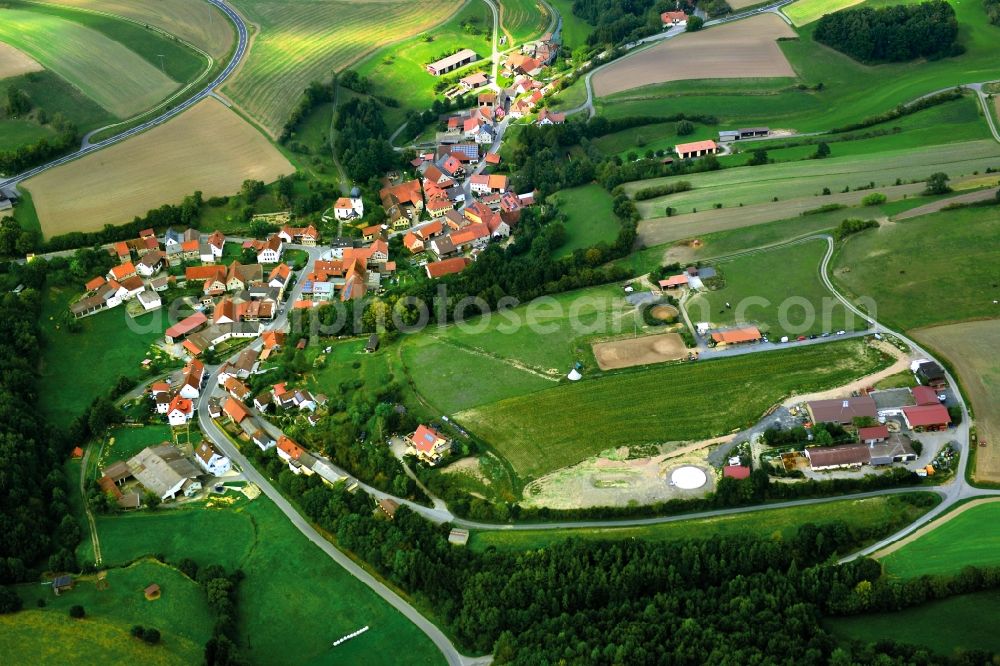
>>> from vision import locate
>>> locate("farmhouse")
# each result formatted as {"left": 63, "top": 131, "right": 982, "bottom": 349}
{"left": 180, "top": 359, "right": 206, "bottom": 399}
{"left": 136, "top": 251, "right": 165, "bottom": 277}
{"left": 661, "top": 10, "right": 687, "bottom": 24}
{"left": 902, "top": 404, "right": 951, "bottom": 432}
{"left": 711, "top": 327, "right": 762, "bottom": 346}
{"left": 804, "top": 444, "right": 870, "bottom": 471}
{"left": 127, "top": 445, "right": 202, "bottom": 501}
{"left": 406, "top": 424, "right": 451, "bottom": 465}
{"left": 427, "top": 48, "right": 478, "bottom": 76}
{"left": 194, "top": 442, "right": 231, "bottom": 476}
{"left": 166, "top": 396, "right": 194, "bottom": 426}
{"left": 223, "top": 396, "right": 250, "bottom": 424}
{"left": 806, "top": 396, "right": 878, "bottom": 426}
{"left": 137, "top": 290, "right": 162, "bottom": 312}
{"left": 279, "top": 225, "right": 320, "bottom": 245}
{"left": 334, "top": 197, "right": 364, "bottom": 220}
{"left": 108, "top": 262, "right": 137, "bottom": 282}
{"left": 675, "top": 139, "right": 718, "bottom": 159}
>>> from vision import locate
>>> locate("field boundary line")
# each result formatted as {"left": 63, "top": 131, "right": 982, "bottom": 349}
{"left": 78, "top": 444, "right": 102, "bottom": 566}
{"left": 428, "top": 334, "right": 560, "bottom": 381}
{"left": 872, "top": 496, "right": 1000, "bottom": 560}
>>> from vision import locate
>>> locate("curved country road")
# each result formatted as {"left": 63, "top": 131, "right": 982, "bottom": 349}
{"left": 0, "top": 0, "right": 248, "bottom": 191}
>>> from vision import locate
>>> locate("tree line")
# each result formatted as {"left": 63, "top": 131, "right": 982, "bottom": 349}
{"left": 218, "top": 462, "right": 998, "bottom": 663}
{"left": 814, "top": 1, "right": 962, "bottom": 63}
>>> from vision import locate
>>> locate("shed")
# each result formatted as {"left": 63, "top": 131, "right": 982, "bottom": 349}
{"left": 52, "top": 575, "right": 73, "bottom": 595}
{"left": 365, "top": 334, "right": 380, "bottom": 353}
{"left": 144, "top": 583, "right": 161, "bottom": 600}
{"left": 377, "top": 498, "right": 399, "bottom": 519}
{"left": 912, "top": 385, "right": 940, "bottom": 406}
{"left": 448, "top": 528, "right": 470, "bottom": 546}
{"left": 858, "top": 425, "right": 889, "bottom": 445}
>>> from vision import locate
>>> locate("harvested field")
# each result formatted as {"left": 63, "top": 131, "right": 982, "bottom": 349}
{"left": 44, "top": 0, "right": 236, "bottom": 59}
{"left": 593, "top": 332, "right": 688, "bottom": 370}
{"left": 0, "top": 41, "right": 42, "bottom": 79}
{"left": 224, "top": 0, "right": 463, "bottom": 136}
{"left": 0, "top": 6, "right": 179, "bottom": 118}
{"left": 24, "top": 98, "right": 293, "bottom": 237}
{"left": 592, "top": 14, "right": 795, "bottom": 97}
{"left": 637, "top": 182, "right": 924, "bottom": 247}
{"left": 913, "top": 321, "right": 1000, "bottom": 483}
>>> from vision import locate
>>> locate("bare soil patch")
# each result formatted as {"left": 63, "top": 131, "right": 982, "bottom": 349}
{"left": 24, "top": 98, "right": 294, "bottom": 238}
{"left": 0, "top": 41, "right": 42, "bottom": 79}
{"left": 593, "top": 14, "right": 796, "bottom": 97}
{"left": 523, "top": 444, "right": 718, "bottom": 510}
{"left": 650, "top": 304, "right": 679, "bottom": 320}
{"left": 873, "top": 497, "right": 1000, "bottom": 559}
{"left": 593, "top": 331, "right": 688, "bottom": 370}
{"left": 914, "top": 320, "right": 1000, "bottom": 483}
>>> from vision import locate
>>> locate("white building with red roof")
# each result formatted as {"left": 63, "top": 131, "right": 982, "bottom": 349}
{"left": 405, "top": 425, "right": 451, "bottom": 465}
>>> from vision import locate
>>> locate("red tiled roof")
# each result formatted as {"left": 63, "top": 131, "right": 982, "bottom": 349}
{"left": 85, "top": 276, "right": 106, "bottom": 291}
{"left": 277, "top": 435, "right": 304, "bottom": 460}
{"left": 165, "top": 312, "right": 208, "bottom": 339}
{"left": 168, "top": 395, "right": 193, "bottom": 415}
{"left": 676, "top": 139, "right": 717, "bottom": 154}
{"left": 186, "top": 265, "right": 224, "bottom": 281}
{"left": 711, "top": 327, "right": 762, "bottom": 344}
{"left": 858, "top": 425, "right": 889, "bottom": 441}
{"left": 659, "top": 274, "right": 689, "bottom": 288}
{"left": 426, "top": 257, "right": 470, "bottom": 279}
{"left": 411, "top": 425, "right": 445, "bottom": 453}
{"left": 223, "top": 397, "right": 250, "bottom": 423}
{"left": 903, "top": 404, "right": 951, "bottom": 428}
{"left": 723, "top": 465, "right": 750, "bottom": 480}
{"left": 912, "top": 385, "right": 940, "bottom": 406}
{"left": 484, "top": 152, "right": 500, "bottom": 164}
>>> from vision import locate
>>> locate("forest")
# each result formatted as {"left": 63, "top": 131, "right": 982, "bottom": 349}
{"left": 0, "top": 268, "right": 75, "bottom": 584}
{"left": 814, "top": 1, "right": 962, "bottom": 63}
{"left": 332, "top": 97, "right": 398, "bottom": 183}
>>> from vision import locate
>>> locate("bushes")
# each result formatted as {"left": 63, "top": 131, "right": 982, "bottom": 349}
{"left": 814, "top": 1, "right": 962, "bottom": 63}
{"left": 924, "top": 171, "right": 952, "bottom": 195}
{"left": 862, "top": 192, "right": 887, "bottom": 206}
{"left": 830, "top": 89, "right": 962, "bottom": 134}
{"left": 834, "top": 218, "right": 879, "bottom": 239}
{"left": 675, "top": 120, "right": 694, "bottom": 136}
{"left": 801, "top": 203, "right": 846, "bottom": 216}
{"left": 686, "top": 15, "right": 705, "bottom": 31}
{"left": 68, "top": 605, "right": 85, "bottom": 618}
{"left": 633, "top": 180, "right": 692, "bottom": 200}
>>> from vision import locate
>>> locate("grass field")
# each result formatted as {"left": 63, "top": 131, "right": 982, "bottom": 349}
{"left": 598, "top": 0, "right": 1000, "bottom": 132}
{"left": 23, "top": 98, "right": 293, "bottom": 237}
{"left": 627, "top": 139, "right": 1000, "bottom": 218}
{"left": 828, "top": 591, "right": 1000, "bottom": 656}
{"left": 686, "top": 237, "right": 857, "bottom": 337}
{"left": 0, "top": 4, "right": 183, "bottom": 118}
{"left": 591, "top": 120, "right": 717, "bottom": 158}
{"left": 400, "top": 283, "right": 646, "bottom": 412}
{"left": 831, "top": 205, "right": 1000, "bottom": 332}
{"left": 469, "top": 493, "right": 937, "bottom": 550}
{"left": 98, "top": 425, "right": 185, "bottom": 474}
{"left": 880, "top": 500, "right": 1000, "bottom": 577}
{"left": 45, "top": 0, "right": 236, "bottom": 59}
{"left": 593, "top": 14, "right": 795, "bottom": 97}
{"left": 81, "top": 496, "right": 445, "bottom": 664}
{"left": 353, "top": 0, "right": 491, "bottom": 131}
{"left": 551, "top": 183, "right": 620, "bottom": 257}
{"left": 784, "top": 0, "right": 864, "bottom": 25}
{"left": 224, "top": 0, "right": 464, "bottom": 137}
{"left": 546, "top": 0, "right": 591, "bottom": 49}
{"left": 0, "top": 69, "right": 113, "bottom": 148}
{"left": 4, "top": 560, "right": 211, "bottom": 664}
{"left": 914, "top": 321, "right": 1000, "bottom": 483}
{"left": 458, "top": 337, "right": 892, "bottom": 479}
{"left": 38, "top": 287, "right": 169, "bottom": 428}
{"left": 499, "top": 0, "right": 550, "bottom": 43}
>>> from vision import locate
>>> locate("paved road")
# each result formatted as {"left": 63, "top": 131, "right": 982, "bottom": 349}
{"left": 0, "top": 0, "right": 248, "bottom": 191}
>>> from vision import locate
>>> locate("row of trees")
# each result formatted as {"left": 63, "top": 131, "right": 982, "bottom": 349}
{"left": 572, "top": 0, "right": 678, "bottom": 46}
{"left": 279, "top": 78, "right": 335, "bottom": 142}
{"left": 814, "top": 1, "right": 962, "bottom": 63}
{"left": 236, "top": 462, "right": 997, "bottom": 663}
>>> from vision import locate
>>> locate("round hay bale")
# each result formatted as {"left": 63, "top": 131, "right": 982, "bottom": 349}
{"left": 669, "top": 466, "right": 707, "bottom": 490}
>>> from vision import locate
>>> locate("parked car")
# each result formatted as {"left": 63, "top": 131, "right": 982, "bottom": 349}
{"left": 836, "top": 330, "right": 846, "bottom": 335}
{"left": 797, "top": 336, "right": 806, "bottom": 341}
{"left": 821, "top": 332, "right": 831, "bottom": 337}
{"left": 809, "top": 334, "right": 818, "bottom": 339}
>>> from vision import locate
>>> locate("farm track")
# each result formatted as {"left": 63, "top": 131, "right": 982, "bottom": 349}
{"left": 429, "top": 334, "right": 560, "bottom": 380}
{"left": 78, "top": 444, "right": 102, "bottom": 566}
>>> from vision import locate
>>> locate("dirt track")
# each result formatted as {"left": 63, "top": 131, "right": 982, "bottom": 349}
{"left": 873, "top": 497, "right": 1000, "bottom": 559}
{"left": 593, "top": 14, "right": 796, "bottom": 97}
{"left": 0, "top": 42, "right": 42, "bottom": 79}
{"left": 894, "top": 186, "right": 1000, "bottom": 220}
{"left": 593, "top": 332, "right": 689, "bottom": 370}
